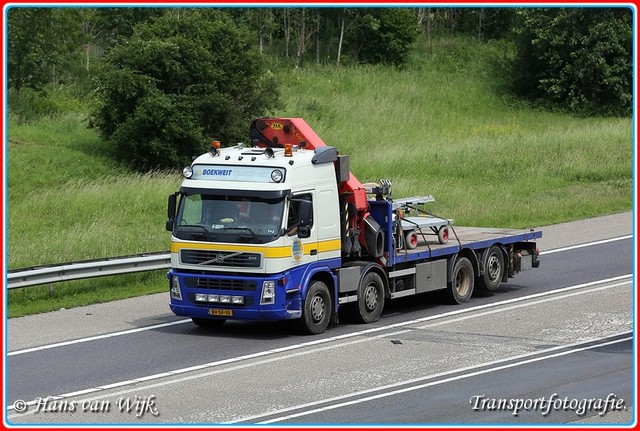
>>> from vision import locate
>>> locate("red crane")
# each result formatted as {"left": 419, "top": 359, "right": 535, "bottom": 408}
{"left": 249, "top": 117, "right": 383, "bottom": 258}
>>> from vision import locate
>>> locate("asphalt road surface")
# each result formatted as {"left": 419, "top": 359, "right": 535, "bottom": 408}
{"left": 5, "top": 212, "right": 634, "bottom": 426}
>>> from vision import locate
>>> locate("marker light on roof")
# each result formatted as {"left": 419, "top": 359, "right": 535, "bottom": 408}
{"left": 284, "top": 144, "right": 293, "bottom": 157}
{"left": 209, "top": 140, "right": 221, "bottom": 156}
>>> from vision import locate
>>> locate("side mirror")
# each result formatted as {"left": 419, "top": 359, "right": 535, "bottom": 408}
{"left": 287, "top": 198, "right": 313, "bottom": 237}
{"left": 167, "top": 193, "right": 177, "bottom": 231}
{"left": 297, "top": 226, "right": 311, "bottom": 239}
{"left": 298, "top": 200, "right": 313, "bottom": 225}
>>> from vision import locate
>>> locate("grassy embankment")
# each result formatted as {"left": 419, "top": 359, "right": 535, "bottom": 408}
{"left": 7, "top": 37, "right": 632, "bottom": 317}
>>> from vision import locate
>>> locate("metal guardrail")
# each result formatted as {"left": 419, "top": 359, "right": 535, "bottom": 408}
{"left": 7, "top": 251, "right": 171, "bottom": 290}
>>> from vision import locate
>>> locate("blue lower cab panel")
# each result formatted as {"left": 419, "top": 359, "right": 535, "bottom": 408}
{"left": 168, "top": 270, "right": 302, "bottom": 321}
{"left": 170, "top": 304, "right": 299, "bottom": 321}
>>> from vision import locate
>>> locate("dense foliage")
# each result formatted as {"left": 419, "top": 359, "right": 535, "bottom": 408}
{"left": 511, "top": 8, "right": 633, "bottom": 116}
{"left": 345, "top": 9, "right": 419, "bottom": 66}
{"left": 89, "top": 10, "right": 279, "bottom": 170}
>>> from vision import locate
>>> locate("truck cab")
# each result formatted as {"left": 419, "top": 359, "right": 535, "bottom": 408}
{"left": 167, "top": 141, "right": 343, "bottom": 332}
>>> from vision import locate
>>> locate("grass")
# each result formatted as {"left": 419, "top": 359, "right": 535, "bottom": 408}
{"left": 274, "top": 38, "right": 632, "bottom": 227}
{"left": 6, "top": 36, "right": 633, "bottom": 317}
{"left": 7, "top": 272, "right": 165, "bottom": 318}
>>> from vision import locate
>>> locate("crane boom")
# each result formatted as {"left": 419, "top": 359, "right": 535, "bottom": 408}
{"left": 249, "top": 117, "right": 379, "bottom": 258}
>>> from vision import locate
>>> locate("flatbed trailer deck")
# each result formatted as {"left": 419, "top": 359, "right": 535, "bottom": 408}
{"left": 393, "top": 226, "right": 541, "bottom": 263}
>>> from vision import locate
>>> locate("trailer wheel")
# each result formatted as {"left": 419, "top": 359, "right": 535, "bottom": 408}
{"left": 478, "top": 246, "right": 504, "bottom": 291}
{"left": 405, "top": 231, "right": 418, "bottom": 249}
{"left": 298, "top": 281, "right": 332, "bottom": 334}
{"left": 354, "top": 271, "right": 385, "bottom": 323}
{"left": 446, "top": 257, "right": 474, "bottom": 304}
{"left": 192, "top": 318, "right": 226, "bottom": 329}
{"left": 438, "top": 225, "right": 449, "bottom": 244}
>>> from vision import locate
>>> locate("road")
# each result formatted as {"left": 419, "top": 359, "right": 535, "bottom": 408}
{"left": 5, "top": 212, "right": 635, "bottom": 426}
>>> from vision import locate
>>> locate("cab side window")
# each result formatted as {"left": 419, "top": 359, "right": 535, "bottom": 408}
{"left": 287, "top": 194, "right": 313, "bottom": 234}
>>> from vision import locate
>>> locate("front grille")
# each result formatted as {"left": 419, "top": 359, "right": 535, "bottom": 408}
{"left": 181, "top": 249, "right": 261, "bottom": 268}
{"left": 184, "top": 277, "right": 258, "bottom": 291}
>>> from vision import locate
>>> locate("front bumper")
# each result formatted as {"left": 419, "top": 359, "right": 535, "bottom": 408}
{"left": 168, "top": 270, "right": 302, "bottom": 321}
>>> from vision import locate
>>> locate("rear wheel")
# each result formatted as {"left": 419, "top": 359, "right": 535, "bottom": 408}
{"left": 297, "top": 281, "right": 332, "bottom": 334}
{"left": 477, "top": 246, "right": 504, "bottom": 291}
{"left": 446, "top": 257, "right": 474, "bottom": 304}
{"left": 353, "top": 271, "right": 385, "bottom": 323}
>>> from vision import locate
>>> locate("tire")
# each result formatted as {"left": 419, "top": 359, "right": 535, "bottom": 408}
{"left": 405, "top": 231, "right": 418, "bottom": 249}
{"left": 446, "top": 257, "right": 474, "bottom": 304}
{"left": 353, "top": 271, "right": 385, "bottom": 324}
{"left": 438, "top": 225, "right": 449, "bottom": 244}
{"left": 192, "top": 318, "right": 226, "bottom": 329}
{"left": 298, "top": 281, "right": 332, "bottom": 335}
{"left": 477, "top": 246, "right": 504, "bottom": 292}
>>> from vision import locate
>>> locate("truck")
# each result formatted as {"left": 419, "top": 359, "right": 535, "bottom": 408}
{"left": 166, "top": 118, "right": 541, "bottom": 334}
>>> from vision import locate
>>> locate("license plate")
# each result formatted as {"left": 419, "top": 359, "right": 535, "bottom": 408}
{"left": 209, "top": 309, "right": 233, "bottom": 317}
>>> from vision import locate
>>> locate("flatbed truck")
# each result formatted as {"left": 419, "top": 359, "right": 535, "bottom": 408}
{"left": 166, "top": 118, "right": 541, "bottom": 334}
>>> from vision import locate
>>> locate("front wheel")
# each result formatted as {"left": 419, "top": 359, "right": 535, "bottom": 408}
{"left": 297, "top": 281, "right": 332, "bottom": 335}
{"left": 405, "top": 231, "right": 418, "bottom": 249}
{"left": 446, "top": 257, "right": 474, "bottom": 304}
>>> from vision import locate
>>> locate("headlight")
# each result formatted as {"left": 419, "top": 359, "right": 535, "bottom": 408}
{"left": 271, "top": 169, "right": 284, "bottom": 183}
{"left": 195, "top": 293, "right": 207, "bottom": 302}
{"left": 261, "top": 281, "right": 276, "bottom": 304}
{"left": 183, "top": 166, "right": 194, "bottom": 179}
{"left": 170, "top": 276, "right": 182, "bottom": 300}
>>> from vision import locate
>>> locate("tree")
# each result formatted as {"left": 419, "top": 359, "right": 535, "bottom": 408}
{"left": 8, "top": 8, "right": 68, "bottom": 92}
{"left": 452, "top": 9, "right": 514, "bottom": 42}
{"left": 90, "top": 10, "right": 280, "bottom": 171}
{"left": 511, "top": 8, "right": 632, "bottom": 116}
{"left": 346, "top": 8, "right": 418, "bottom": 66}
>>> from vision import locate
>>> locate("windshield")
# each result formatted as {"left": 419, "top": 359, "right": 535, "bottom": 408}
{"left": 174, "top": 193, "right": 285, "bottom": 244}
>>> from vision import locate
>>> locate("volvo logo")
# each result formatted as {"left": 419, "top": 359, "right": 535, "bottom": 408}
{"left": 198, "top": 251, "right": 244, "bottom": 266}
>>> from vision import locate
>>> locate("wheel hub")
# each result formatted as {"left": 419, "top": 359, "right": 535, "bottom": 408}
{"left": 364, "top": 285, "right": 378, "bottom": 311}
{"left": 456, "top": 269, "right": 470, "bottom": 296}
{"left": 487, "top": 255, "right": 500, "bottom": 280}
{"left": 310, "top": 295, "right": 325, "bottom": 322}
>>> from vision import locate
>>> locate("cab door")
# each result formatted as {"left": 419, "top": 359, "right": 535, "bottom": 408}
{"left": 284, "top": 193, "right": 318, "bottom": 266}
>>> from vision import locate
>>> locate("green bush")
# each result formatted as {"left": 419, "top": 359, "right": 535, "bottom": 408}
{"left": 90, "top": 10, "right": 280, "bottom": 171}
{"left": 347, "top": 9, "right": 419, "bottom": 66}
{"left": 510, "top": 8, "right": 632, "bottom": 116}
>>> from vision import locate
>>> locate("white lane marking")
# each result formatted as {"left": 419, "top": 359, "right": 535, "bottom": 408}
{"left": 7, "top": 276, "right": 632, "bottom": 415}
{"left": 7, "top": 319, "right": 192, "bottom": 356}
{"left": 251, "top": 334, "right": 633, "bottom": 424}
{"left": 540, "top": 235, "right": 633, "bottom": 255}
{"left": 417, "top": 279, "right": 632, "bottom": 329}
{"left": 8, "top": 235, "right": 631, "bottom": 356}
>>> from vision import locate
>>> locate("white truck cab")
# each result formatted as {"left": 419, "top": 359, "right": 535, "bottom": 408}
{"left": 167, "top": 141, "right": 343, "bottom": 331}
